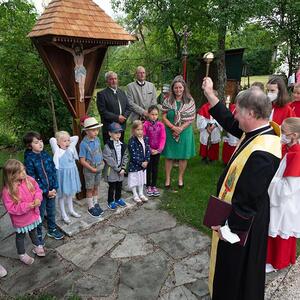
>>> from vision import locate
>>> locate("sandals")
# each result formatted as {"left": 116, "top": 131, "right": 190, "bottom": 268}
{"left": 133, "top": 196, "right": 142, "bottom": 203}
{"left": 32, "top": 245, "right": 46, "bottom": 257}
{"left": 19, "top": 253, "right": 34, "bottom": 265}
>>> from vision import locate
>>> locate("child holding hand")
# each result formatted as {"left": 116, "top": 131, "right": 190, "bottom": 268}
{"left": 2, "top": 159, "right": 46, "bottom": 265}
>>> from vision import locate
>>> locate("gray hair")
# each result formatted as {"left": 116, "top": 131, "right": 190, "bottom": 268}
{"left": 105, "top": 71, "right": 117, "bottom": 82}
{"left": 236, "top": 87, "right": 272, "bottom": 119}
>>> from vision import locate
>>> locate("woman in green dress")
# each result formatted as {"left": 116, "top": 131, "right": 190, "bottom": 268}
{"left": 161, "top": 75, "right": 196, "bottom": 188}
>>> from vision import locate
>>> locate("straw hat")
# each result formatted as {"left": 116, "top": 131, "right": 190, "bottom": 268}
{"left": 82, "top": 117, "right": 103, "bottom": 130}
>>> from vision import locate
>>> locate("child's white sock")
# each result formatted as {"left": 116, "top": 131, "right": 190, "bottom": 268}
{"left": 138, "top": 185, "right": 144, "bottom": 197}
{"left": 66, "top": 196, "right": 81, "bottom": 218}
{"left": 58, "top": 196, "right": 68, "bottom": 219}
{"left": 86, "top": 197, "right": 94, "bottom": 209}
{"left": 93, "top": 196, "right": 98, "bottom": 205}
{"left": 132, "top": 187, "right": 139, "bottom": 198}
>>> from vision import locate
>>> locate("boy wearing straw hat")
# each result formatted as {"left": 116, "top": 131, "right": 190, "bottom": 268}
{"left": 79, "top": 117, "right": 105, "bottom": 218}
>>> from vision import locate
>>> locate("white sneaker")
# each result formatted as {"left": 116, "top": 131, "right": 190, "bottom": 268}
{"left": 133, "top": 196, "right": 142, "bottom": 203}
{"left": 139, "top": 195, "right": 148, "bottom": 202}
{"left": 70, "top": 211, "right": 81, "bottom": 218}
{"left": 265, "top": 263, "right": 277, "bottom": 273}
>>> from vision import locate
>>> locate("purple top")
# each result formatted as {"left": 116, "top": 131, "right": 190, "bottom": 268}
{"left": 143, "top": 120, "right": 166, "bottom": 153}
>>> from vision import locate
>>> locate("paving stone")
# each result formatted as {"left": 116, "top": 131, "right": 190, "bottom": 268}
{"left": 1, "top": 251, "right": 66, "bottom": 296}
{"left": 174, "top": 252, "right": 210, "bottom": 286}
{"left": 42, "top": 271, "right": 82, "bottom": 299}
{"left": 149, "top": 225, "right": 210, "bottom": 259}
{"left": 74, "top": 274, "right": 115, "bottom": 298}
{"left": 118, "top": 251, "right": 169, "bottom": 300}
{"left": 114, "top": 208, "right": 177, "bottom": 235}
{"left": 265, "top": 267, "right": 290, "bottom": 300}
{"left": 56, "top": 195, "right": 135, "bottom": 237}
{"left": 0, "top": 256, "right": 23, "bottom": 280}
{"left": 160, "top": 271, "right": 177, "bottom": 296}
{"left": 56, "top": 226, "right": 125, "bottom": 270}
{"left": 142, "top": 198, "right": 162, "bottom": 210}
{"left": 110, "top": 233, "right": 154, "bottom": 258}
{"left": 83, "top": 256, "right": 119, "bottom": 296}
{"left": 159, "top": 286, "right": 198, "bottom": 300}
{"left": 185, "top": 278, "right": 210, "bottom": 299}
{"left": 0, "top": 213, "right": 14, "bottom": 240}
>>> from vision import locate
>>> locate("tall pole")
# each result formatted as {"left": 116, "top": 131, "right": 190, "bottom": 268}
{"left": 179, "top": 25, "right": 192, "bottom": 81}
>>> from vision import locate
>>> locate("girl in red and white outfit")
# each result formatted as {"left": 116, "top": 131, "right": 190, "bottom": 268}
{"left": 266, "top": 76, "right": 295, "bottom": 126}
{"left": 290, "top": 83, "right": 300, "bottom": 117}
{"left": 266, "top": 117, "right": 300, "bottom": 273}
{"left": 222, "top": 102, "right": 239, "bottom": 164}
{"left": 197, "top": 99, "right": 221, "bottom": 163}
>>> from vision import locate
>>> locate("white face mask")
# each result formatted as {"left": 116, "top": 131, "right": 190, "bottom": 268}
{"left": 267, "top": 92, "right": 278, "bottom": 102}
{"left": 280, "top": 134, "right": 292, "bottom": 145}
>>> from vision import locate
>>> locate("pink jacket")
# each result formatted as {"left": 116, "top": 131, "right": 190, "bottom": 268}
{"left": 2, "top": 176, "right": 42, "bottom": 228}
{"left": 143, "top": 120, "right": 166, "bottom": 153}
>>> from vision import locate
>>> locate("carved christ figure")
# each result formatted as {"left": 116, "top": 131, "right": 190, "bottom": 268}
{"left": 53, "top": 42, "right": 101, "bottom": 102}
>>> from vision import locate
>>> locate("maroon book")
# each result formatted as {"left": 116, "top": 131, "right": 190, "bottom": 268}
{"left": 203, "top": 195, "right": 253, "bottom": 247}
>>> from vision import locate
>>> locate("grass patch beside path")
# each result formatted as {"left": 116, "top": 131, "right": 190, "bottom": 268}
{"left": 158, "top": 152, "right": 224, "bottom": 236}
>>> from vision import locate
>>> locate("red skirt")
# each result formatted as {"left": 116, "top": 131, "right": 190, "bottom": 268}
{"left": 266, "top": 236, "right": 296, "bottom": 270}
{"left": 199, "top": 143, "right": 219, "bottom": 161}
{"left": 222, "top": 141, "right": 236, "bottom": 164}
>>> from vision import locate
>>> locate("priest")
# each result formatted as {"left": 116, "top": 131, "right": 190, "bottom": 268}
{"left": 202, "top": 77, "right": 281, "bottom": 300}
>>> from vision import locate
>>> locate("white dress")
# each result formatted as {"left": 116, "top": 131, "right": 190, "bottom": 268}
{"left": 268, "top": 155, "right": 300, "bottom": 239}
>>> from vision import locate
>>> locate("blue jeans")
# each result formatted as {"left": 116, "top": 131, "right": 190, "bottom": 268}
{"left": 37, "top": 195, "right": 56, "bottom": 239}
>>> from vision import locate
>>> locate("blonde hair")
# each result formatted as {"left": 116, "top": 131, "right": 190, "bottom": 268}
{"left": 131, "top": 120, "right": 143, "bottom": 136}
{"left": 282, "top": 117, "right": 300, "bottom": 136}
{"left": 2, "top": 159, "right": 34, "bottom": 203}
{"left": 294, "top": 83, "right": 300, "bottom": 92}
{"left": 55, "top": 131, "right": 70, "bottom": 145}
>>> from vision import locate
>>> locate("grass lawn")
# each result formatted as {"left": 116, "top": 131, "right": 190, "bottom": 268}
{"left": 241, "top": 75, "right": 270, "bottom": 89}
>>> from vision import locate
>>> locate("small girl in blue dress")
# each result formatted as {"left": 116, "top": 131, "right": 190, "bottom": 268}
{"left": 50, "top": 131, "right": 81, "bottom": 224}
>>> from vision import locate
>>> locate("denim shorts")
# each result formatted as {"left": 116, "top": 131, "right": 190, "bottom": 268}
{"left": 83, "top": 167, "right": 102, "bottom": 189}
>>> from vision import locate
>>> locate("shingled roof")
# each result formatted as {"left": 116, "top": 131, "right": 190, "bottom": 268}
{"left": 28, "top": 0, "right": 135, "bottom": 44}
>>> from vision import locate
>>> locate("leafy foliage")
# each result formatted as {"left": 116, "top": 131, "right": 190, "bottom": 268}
{"left": 0, "top": 0, "right": 71, "bottom": 147}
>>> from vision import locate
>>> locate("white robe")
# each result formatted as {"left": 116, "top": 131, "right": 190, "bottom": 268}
{"left": 268, "top": 155, "right": 300, "bottom": 239}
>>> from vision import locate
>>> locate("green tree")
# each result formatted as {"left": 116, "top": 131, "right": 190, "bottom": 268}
{"left": 0, "top": 0, "right": 71, "bottom": 146}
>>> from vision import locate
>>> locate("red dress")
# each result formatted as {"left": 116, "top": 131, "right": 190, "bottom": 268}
{"left": 271, "top": 103, "right": 296, "bottom": 125}
{"left": 266, "top": 144, "right": 300, "bottom": 270}
{"left": 290, "top": 101, "right": 300, "bottom": 117}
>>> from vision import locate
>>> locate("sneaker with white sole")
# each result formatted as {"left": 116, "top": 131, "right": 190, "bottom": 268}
{"left": 115, "top": 198, "right": 127, "bottom": 207}
{"left": 47, "top": 228, "right": 64, "bottom": 240}
{"left": 146, "top": 186, "right": 153, "bottom": 197}
{"left": 152, "top": 187, "right": 160, "bottom": 197}
{"left": 19, "top": 253, "right": 34, "bottom": 265}
{"left": 107, "top": 201, "right": 118, "bottom": 210}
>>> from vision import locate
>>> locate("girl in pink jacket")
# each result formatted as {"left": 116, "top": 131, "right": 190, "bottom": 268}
{"left": 2, "top": 159, "right": 45, "bottom": 265}
{"left": 143, "top": 105, "right": 166, "bottom": 197}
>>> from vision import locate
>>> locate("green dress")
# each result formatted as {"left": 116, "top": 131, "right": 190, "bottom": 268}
{"left": 162, "top": 101, "right": 195, "bottom": 159}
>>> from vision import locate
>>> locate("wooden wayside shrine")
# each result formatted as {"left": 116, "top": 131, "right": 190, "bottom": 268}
{"left": 28, "top": 0, "right": 135, "bottom": 135}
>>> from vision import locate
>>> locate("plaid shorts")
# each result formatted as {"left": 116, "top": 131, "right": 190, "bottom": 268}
{"left": 83, "top": 167, "right": 101, "bottom": 189}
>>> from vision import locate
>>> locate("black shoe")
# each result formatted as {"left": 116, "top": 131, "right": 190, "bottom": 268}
{"left": 178, "top": 182, "right": 184, "bottom": 189}
{"left": 164, "top": 184, "right": 171, "bottom": 190}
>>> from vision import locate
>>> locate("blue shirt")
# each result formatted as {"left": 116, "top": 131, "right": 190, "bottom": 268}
{"left": 79, "top": 136, "right": 103, "bottom": 165}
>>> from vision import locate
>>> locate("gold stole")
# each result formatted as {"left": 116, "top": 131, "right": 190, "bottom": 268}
{"left": 208, "top": 131, "right": 281, "bottom": 297}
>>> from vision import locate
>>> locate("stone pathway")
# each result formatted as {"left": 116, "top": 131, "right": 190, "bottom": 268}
{"left": 0, "top": 181, "right": 298, "bottom": 299}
